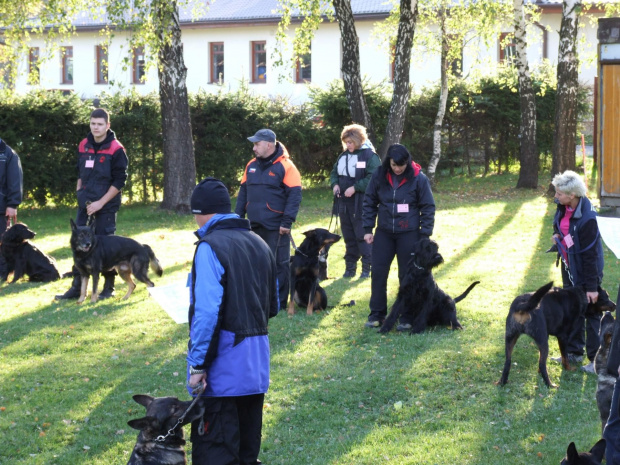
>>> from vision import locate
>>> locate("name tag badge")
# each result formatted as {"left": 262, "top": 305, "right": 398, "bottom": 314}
{"left": 356, "top": 161, "right": 366, "bottom": 169}
{"left": 564, "top": 234, "right": 574, "bottom": 248}
{"left": 397, "top": 204, "right": 409, "bottom": 213}
{"left": 85, "top": 159, "right": 95, "bottom": 168}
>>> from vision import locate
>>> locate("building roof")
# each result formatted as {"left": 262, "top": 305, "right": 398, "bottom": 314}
{"left": 71, "top": 0, "right": 393, "bottom": 29}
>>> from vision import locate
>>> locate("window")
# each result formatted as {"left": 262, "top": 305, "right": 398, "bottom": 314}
{"left": 132, "top": 46, "right": 146, "bottom": 84}
{"left": 499, "top": 33, "right": 516, "bottom": 63}
{"left": 29, "top": 47, "right": 40, "bottom": 84}
{"left": 61, "top": 46, "right": 73, "bottom": 84}
{"left": 251, "top": 41, "right": 266, "bottom": 83}
{"left": 209, "top": 42, "right": 224, "bottom": 84}
{"left": 96, "top": 45, "right": 108, "bottom": 84}
{"left": 296, "top": 49, "right": 311, "bottom": 83}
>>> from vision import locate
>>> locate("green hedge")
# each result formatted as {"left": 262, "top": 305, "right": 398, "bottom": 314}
{"left": 0, "top": 70, "right": 590, "bottom": 206}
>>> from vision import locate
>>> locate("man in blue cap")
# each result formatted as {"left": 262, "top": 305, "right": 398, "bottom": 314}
{"left": 235, "top": 128, "right": 302, "bottom": 310}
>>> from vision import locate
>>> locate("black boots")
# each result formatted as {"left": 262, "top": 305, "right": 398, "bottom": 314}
{"left": 98, "top": 272, "right": 115, "bottom": 300}
{"left": 55, "top": 272, "right": 81, "bottom": 300}
{"left": 343, "top": 262, "right": 356, "bottom": 278}
{"left": 360, "top": 261, "right": 371, "bottom": 279}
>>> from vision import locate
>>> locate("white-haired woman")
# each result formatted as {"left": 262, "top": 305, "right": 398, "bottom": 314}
{"left": 551, "top": 170, "right": 608, "bottom": 373}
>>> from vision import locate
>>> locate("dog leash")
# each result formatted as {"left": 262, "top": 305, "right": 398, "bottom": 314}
{"left": 288, "top": 232, "right": 307, "bottom": 257}
{"left": 155, "top": 386, "right": 205, "bottom": 443}
{"left": 328, "top": 195, "right": 340, "bottom": 235}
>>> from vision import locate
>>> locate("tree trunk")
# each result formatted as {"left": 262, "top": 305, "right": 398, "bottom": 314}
{"left": 427, "top": 15, "right": 449, "bottom": 183}
{"left": 377, "top": 0, "right": 418, "bottom": 159}
{"left": 513, "top": 0, "right": 539, "bottom": 188}
{"left": 549, "top": 0, "right": 580, "bottom": 192}
{"left": 155, "top": 0, "right": 196, "bottom": 213}
{"left": 332, "top": 0, "right": 375, "bottom": 141}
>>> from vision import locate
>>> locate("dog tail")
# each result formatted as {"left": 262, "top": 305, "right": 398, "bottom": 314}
{"left": 453, "top": 281, "right": 481, "bottom": 303}
{"left": 514, "top": 281, "right": 554, "bottom": 322}
{"left": 143, "top": 244, "right": 163, "bottom": 277}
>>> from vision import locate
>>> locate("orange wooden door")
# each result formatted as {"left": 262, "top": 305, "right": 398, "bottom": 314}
{"left": 601, "top": 64, "right": 620, "bottom": 197}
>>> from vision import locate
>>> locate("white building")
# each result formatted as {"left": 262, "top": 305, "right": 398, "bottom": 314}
{"left": 12, "top": 0, "right": 607, "bottom": 103}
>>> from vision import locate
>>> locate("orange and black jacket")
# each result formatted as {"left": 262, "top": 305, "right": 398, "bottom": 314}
{"left": 76, "top": 129, "right": 128, "bottom": 214}
{"left": 235, "top": 142, "right": 302, "bottom": 231}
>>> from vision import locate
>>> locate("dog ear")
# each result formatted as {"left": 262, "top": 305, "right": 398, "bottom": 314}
{"left": 127, "top": 416, "right": 153, "bottom": 431}
{"left": 303, "top": 229, "right": 316, "bottom": 238}
{"left": 566, "top": 442, "right": 578, "bottom": 462}
{"left": 589, "top": 438, "right": 606, "bottom": 462}
{"left": 133, "top": 394, "right": 154, "bottom": 408}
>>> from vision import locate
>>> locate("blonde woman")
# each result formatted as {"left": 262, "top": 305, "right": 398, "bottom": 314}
{"left": 329, "top": 124, "right": 380, "bottom": 278}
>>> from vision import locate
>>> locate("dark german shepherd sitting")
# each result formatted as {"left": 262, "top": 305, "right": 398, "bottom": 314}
{"left": 288, "top": 228, "right": 341, "bottom": 315}
{"left": 560, "top": 440, "right": 606, "bottom": 465}
{"left": 0, "top": 223, "right": 60, "bottom": 283}
{"left": 379, "top": 238, "right": 479, "bottom": 334}
{"left": 498, "top": 282, "right": 589, "bottom": 387}
{"left": 127, "top": 394, "right": 205, "bottom": 465}
{"left": 70, "top": 219, "right": 163, "bottom": 303}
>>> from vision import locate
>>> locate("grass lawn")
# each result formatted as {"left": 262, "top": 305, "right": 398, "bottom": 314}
{"left": 1, "top": 168, "right": 618, "bottom": 464}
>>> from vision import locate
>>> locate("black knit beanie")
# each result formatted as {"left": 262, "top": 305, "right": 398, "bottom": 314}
{"left": 191, "top": 177, "right": 231, "bottom": 215}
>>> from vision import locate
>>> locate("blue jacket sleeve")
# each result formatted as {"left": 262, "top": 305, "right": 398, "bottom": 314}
{"left": 235, "top": 182, "right": 247, "bottom": 218}
{"left": 187, "top": 242, "right": 225, "bottom": 369}
{"left": 6, "top": 148, "right": 23, "bottom": 208}
{"left": 417, "top": 174, "right": 436, "bottom": 237}
{"left": 362, "top": 170, "right": 380, "bottom": 234}
{"left": 605, "top": 376, "right": 620, "bottom": 464}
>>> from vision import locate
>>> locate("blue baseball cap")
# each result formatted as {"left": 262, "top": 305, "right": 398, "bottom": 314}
{"left": 247, "top": 128, "right": 276, "bottom": 143}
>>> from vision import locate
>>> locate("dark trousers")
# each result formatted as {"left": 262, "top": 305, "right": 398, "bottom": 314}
{"left": 339, "top": 197, "right": 371, "bottom": 269}
{"left": 561, "top": 263, "right": 601, "bottom": 361}
{"left": 252, "top": 226, "right": 289, "bottom": 309}
{"left": 191, "top": 394, "right": 264, "bottom": 465}
{"left": 0, "top": 215, "right": 8, "bottom": 278}
{"left": 368, "top": 229, "right": 418, "bottom": 322}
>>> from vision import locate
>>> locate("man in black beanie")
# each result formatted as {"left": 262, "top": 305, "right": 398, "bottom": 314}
{"left": 186, "top": 177, "right": 278, "bottom": 465}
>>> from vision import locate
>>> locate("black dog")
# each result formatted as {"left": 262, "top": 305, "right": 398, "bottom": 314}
{"left": 70, "top": 219, "right": 163, "bottom": 303}
{"left": 379, "top": 238, "right": 479, "bottom": 334}
{"left": 595, "top": 310, "right": 618, "bottom": 434}
{"left": 0, "top": 223, "right": 60, "bottom": 283}
{"left": 560, "top": 440, "right": 606, "bottom": 465}
{"left": 498, "top": 282, "right": 589, "bottom": 387}
{"left": 127, "top": 394, "right": 205, "bottom": 465}
{"left": 288, "top": 228, "right": 341, "bottom": 315}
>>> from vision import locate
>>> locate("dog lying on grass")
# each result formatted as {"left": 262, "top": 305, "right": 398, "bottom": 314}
{"left": 0, "top": 223, "right": 60, "bottom": 283}
{"left": 70, "top": 219, "right": 162, "bottom": 303}
{"left": 288, "top": 228, "right": 341, "bottom": 315}
{"left": 127, "top": 394, "right": 205, "bottom": 465}
{"left": 379, "top": 238, "right": 479, "bottom": 334}
{"left": 560, "top": 440, "right": 606, "bottom": 465}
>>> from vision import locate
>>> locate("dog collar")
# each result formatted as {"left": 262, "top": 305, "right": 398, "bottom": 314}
{"left": 411, "top": 257, "right": 424, "bottom": 270}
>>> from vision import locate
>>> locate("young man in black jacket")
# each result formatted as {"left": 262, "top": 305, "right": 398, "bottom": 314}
{"left": 56, "top": 108, "right": 128, "bottom": 300}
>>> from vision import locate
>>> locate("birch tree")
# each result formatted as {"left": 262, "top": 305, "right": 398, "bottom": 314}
{"left": 551, "top": 0, "right": 581, "bottom": 181}
{"left": 513, "top": 0, "right": 539, "bottom": 188}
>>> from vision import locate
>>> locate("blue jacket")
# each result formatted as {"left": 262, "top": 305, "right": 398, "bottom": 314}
{"left": 187, "top": 213, "right": 278, "bottom": 397}
{"left": 0, "top": 139, "right": 23, "bottom": 214}
{"left": 552, "top": 196, "right": 604, "bottom": 292}
{"left": 235, "top": 142, "right": 302, "bottom": 230}
{"left": 605, "top": 376, "right": 620, "bottom": 464}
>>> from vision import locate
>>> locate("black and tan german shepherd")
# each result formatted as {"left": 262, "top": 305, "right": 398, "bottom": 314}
{"left": 127, "top": 394, "right": 205, "bottom": 465}
{"left": 288, "top": 228, "right": 341, "bottom": 315}
{"left": 70, "top": 219, "right": 163, "bottom": 303}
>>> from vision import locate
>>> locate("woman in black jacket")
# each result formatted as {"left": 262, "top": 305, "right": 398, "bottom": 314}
{"left": 362, "top": 144, "right": 435, "bottom": 329}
